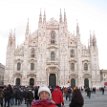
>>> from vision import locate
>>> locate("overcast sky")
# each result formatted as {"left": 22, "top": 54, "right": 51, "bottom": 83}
{"left": 0, "top": 0, "right": 107, "bottom": 69}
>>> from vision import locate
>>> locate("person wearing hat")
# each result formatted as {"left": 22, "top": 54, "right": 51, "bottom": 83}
{"left": 31, "top": 86, "right": 56, "bottom": 107}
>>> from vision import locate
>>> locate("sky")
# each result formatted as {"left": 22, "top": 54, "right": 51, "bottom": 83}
{"left": 0, "top": 0, "right": 107, "bottom": 69}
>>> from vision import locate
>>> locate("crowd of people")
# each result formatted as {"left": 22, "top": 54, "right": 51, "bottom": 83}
{"left": 0, "top": 84, "right": 106, "bottom": 107}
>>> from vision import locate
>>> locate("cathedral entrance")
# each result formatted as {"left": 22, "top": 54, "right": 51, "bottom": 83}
{"left": 16, "top": 78, "right": 20, "bottom": 86}
{"left": 29, "top": 78, "right": 34, "bottom": 86}
{"left": 84, "top": 78, "right": 89, "bottom": 88}
{"left": 71, "top": 78, "right": 76, "bottom": 88}
{"left": 49, "top": 74, "right": 56, "bottom": 88}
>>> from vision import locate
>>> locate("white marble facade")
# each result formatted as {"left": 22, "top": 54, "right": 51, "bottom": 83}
{"left": 4, "top": 10, "right": 101, "bottom": 88}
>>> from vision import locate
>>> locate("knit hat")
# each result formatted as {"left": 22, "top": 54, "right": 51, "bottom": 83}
{"left": 38, "top": 86, "right": 51, "bottom": 98}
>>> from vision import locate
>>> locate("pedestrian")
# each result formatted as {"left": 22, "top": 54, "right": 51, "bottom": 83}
{"left": 69, "top": 87, "right": 84, "bottom": 107}
{"left": 52, "top": 85, "right": 64, "bottom": 107}
{"left": 26, "top": 89, "right": 34, "bottom": 107}
{"left": 66, "top": 87, "right": 72, "bottom": 101}
{"left": 0, "top": 88, "right": 4, "bottom": 107}
{"left": 34, "top": 86, "right": 39, "bottom": 100}
{"left": 86, "top": 87, "right": 91, "bottom": 98}
{"left": 101, "top": 87, "right": 105, "bottom": 95}
{"left": 3, "top": 85, "right": 12, "bottom": 107}
{"left": 31, "top": 86, "right": 56, "bottom": 107}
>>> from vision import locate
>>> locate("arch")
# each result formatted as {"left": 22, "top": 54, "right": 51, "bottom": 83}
{"left": 84, "top": 78, "right": 89, "bottom": 88}
{"left": 16, "top": 78, "right": 21, "bottom": 86}
{"left": 71, "top": 78, "right": 76, "bottom": 88}
{"left": 29, "top": 78, "right": 35, "bottom": 86}
{"left": 49, "top": 74, "right": 56, "bottom": 88}
{"left": 17, "top": 62, "right": 21, "bottom": 71}
{"left": 50, "top": 31, "right": 56, "bottom": 44}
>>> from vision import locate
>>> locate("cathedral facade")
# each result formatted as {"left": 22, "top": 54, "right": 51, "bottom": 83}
{"left": 4, "top": 10, "right": 101, "bottom": 88}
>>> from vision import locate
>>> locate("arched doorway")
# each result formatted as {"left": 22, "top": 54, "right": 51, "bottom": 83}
{"left": 16, "top": 78, "right": 20, "bottom": 86}
{"left": 84, "top": 78, "right": 89, "bottom": 88}
{"left": 71, "top": 78, "right": 76, "bottom": 88}
{"left": 49, "top": 74, "right": 56, "bottom": 88}
{"left": 29, "top": 78, "right": 34, "bottom": 86}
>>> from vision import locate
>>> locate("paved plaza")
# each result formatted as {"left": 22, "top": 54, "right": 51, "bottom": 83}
{"left": 64, "top": 91, "right": 107, "bottom": 107}
{"left": 11, "top": 91, "right": 107, "bottom": 107}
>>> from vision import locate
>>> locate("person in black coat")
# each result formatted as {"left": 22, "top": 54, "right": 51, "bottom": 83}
{"left": 34, "top": 87, "right": 39, "bottom": 100}
{"left": 26, "top": 89, "right": 34, "bottom": 107}
{"left": 69, "top": 87, "right": 84, "bottom": 107}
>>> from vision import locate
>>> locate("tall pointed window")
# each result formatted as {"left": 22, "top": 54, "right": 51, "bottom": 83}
{"left": 17, "top": 62, "right": 21, "bottom": 71}
{"left": 84, "top": 63, "right": 88, "bottom": 71}
{"left": 31, "top": 63, "right": 35, "bottom": 71}
{"left": 50, "top": 31, "right": 56, "bottom": 44}
{"left": 51, "top": 51, "right": 55, "bottom": 61}
{"left": 71, "top": 63, "right": 75, "bottom": 71}
{"left": 31, "top": 48, "right": 35, "bottom": 58}
{"left": 70, "top": 49, "right": 75, "bottom": 57}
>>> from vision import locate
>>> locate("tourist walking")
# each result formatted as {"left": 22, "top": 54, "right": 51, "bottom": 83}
{"left": 0, "top": 88, "right": 4, "bottom": 107}
{"left": 52, "top": 85, "right": 64, "bottom": 107}
{"left": 69, "top": 87, "right": 84, "bottom": 107}
{"left": 26, "top": 89, "right": 34, "bottom": 107}
{"left": 86, "top": 87, "right": 91, "bottom": 98}
{"left": 101, "top": 87, "right": 105, "bottom": 95}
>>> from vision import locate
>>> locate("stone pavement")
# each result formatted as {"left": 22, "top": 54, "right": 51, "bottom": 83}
{"left": 64, "top": 91, "right": 107, "bottom": 107}
{"left": 11, "top": 91, "right": 107, "bottom": 107}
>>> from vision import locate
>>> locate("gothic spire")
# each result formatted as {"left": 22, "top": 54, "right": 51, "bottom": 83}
{"left": 90, "top": 31, "right": 92, "bottom": 45}
{"left": 39, "top": 9, "right": 42, "bottom": 23}
{"left": 64, "top": 9, "right": 67, "bottom": 24}
{"left": 8, "top": 30, "right": 13, "bottom": 46}
{"left": 25, "top": 18, "right": 29, "bottom": 35}
{"left": 59, "top": 8, "right": 62, "bottom": 23}
{"left": 93, "top": 31, "right": 97, "bottom": 47}
{"left": 13, "top": 28, "right": 16, "bottom": 41}
{"left": 43, "top": 9, "right": 46, "bottom": 23}
{"left": 76, "top": 20, "right": 80, "bottom": 36}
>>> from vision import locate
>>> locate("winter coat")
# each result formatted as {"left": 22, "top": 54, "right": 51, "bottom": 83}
{"left": 52, "top": 88, "right": 64, "bottom": 105}
{"left": 31, "top": 99, "right": 56, "bottom": 107}
{"left": 69, "top": 89, "right": 84, "bottom": 107}
{"left": 0, "top": 89, "right": 4, "bottom": 104}
{"left": 26, "top": 90, "right": 34, "bottom": 102}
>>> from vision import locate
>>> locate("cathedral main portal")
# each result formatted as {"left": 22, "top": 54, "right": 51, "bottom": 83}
{"left": 49, "top": 74, "right": 56, "bottom": 88}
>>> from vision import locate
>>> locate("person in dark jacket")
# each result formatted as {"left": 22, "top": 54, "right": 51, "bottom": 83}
{"left": 34, "top": 87, "right": 39, "bottom": 100}
{"left": 26, "top": 89, "right": 34, "bottom": 107}
{"left": 69, "top": 87, "right": 84, "bottom": 107}
{"left": 86, "top": 87, "right": 91, "bottom": 98}
{"left": 0, "top": 88, "right": 4, "bottom": 107}
{"left": 4, "top": 85, "right": 13, "bottom": 107}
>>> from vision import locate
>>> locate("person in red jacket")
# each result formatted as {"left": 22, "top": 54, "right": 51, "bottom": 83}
{"left": 31, "top": 86, "right": 56, "bottom": 107}
{"left": 52, "top": 86, "right": 64, "bottom": 107}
